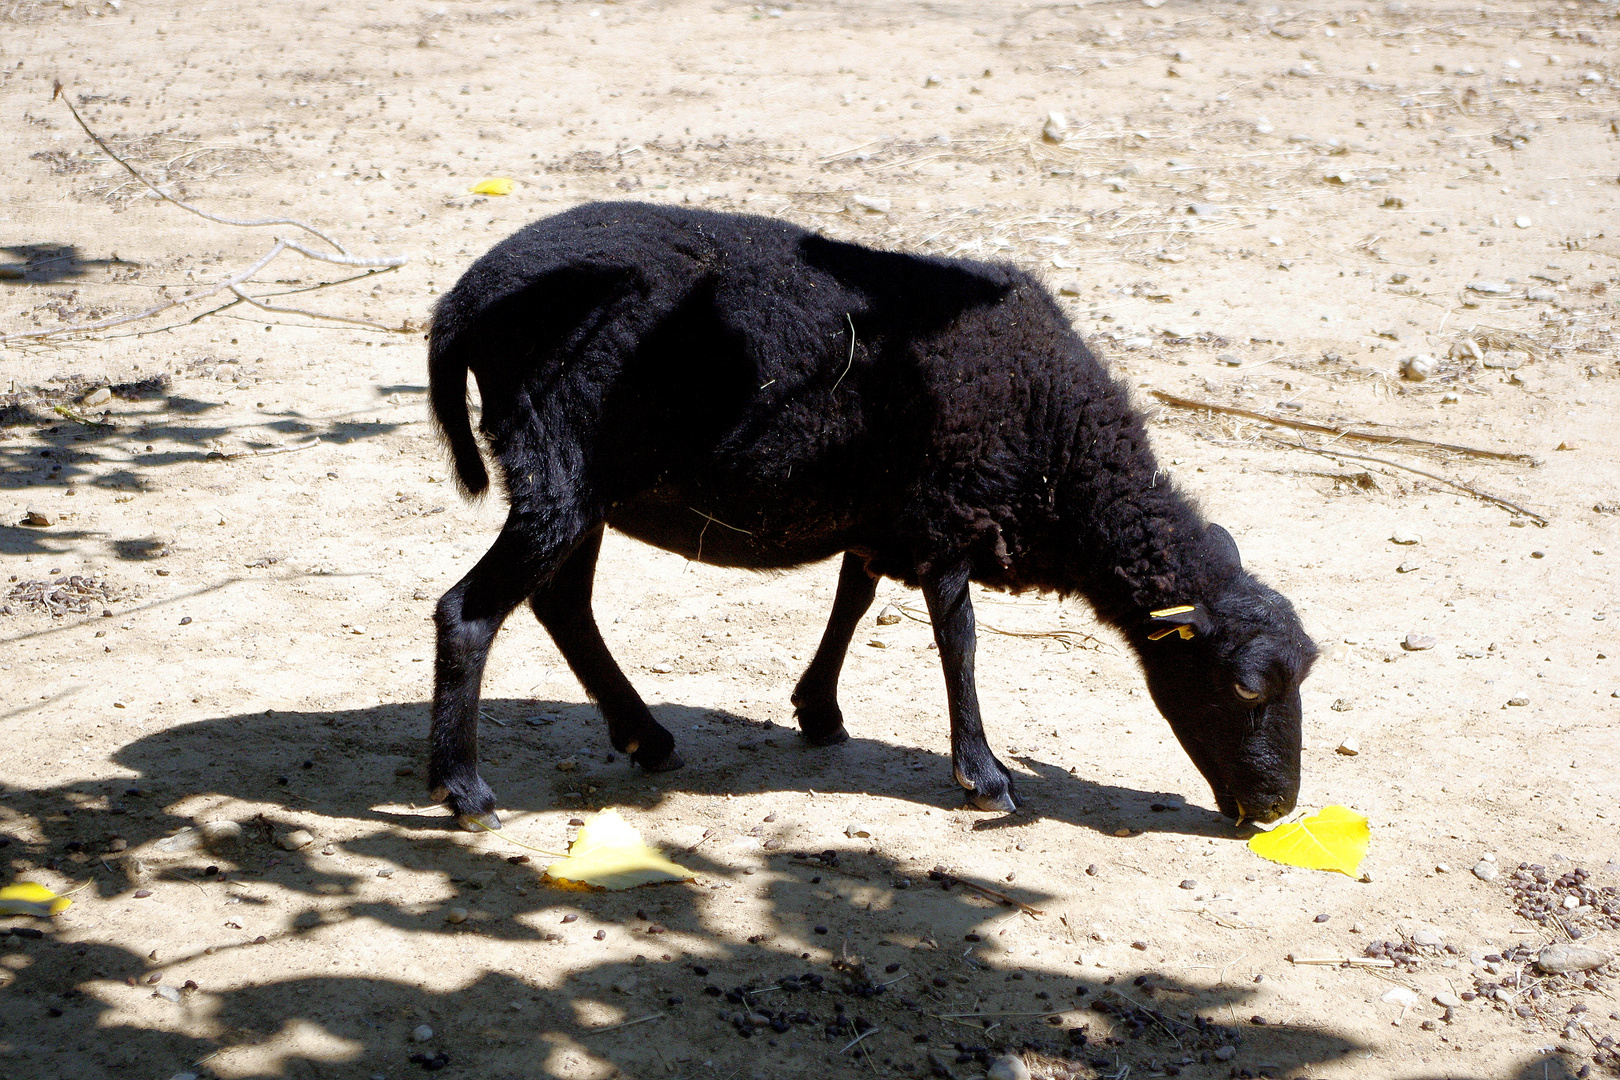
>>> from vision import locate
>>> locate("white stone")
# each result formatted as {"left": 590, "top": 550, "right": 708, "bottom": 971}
{"left": 987, "top": 1055, "right": 1032, "bottom": 1080}
{"left": 277, "top": 829, "right": 314, "bottom": 851}
{"left": 1537, "top": 944, "right": 1612, "bottom": 974}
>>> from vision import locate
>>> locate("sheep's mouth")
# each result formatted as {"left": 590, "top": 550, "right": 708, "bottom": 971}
{"left": 1216, "top": 791, "right": 1294, "bottom": 826}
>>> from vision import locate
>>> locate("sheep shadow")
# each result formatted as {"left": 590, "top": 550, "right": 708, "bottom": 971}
{"left": 97, "top": 699, "right": 1239, "bottom": 844}
{"left": 5, "top": 701, "right": 1590, "bottom": 1079}
{"left": 2, "top": 711, "right": 1366, "bottom": 1080}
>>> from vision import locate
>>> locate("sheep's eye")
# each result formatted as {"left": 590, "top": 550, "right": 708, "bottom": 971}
{"left": 1233, "top": 683, "right": 1261, "bottom": 702}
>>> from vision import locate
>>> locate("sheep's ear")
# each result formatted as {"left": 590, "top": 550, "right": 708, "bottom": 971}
{"left": 1202, "top": 523, "right": 1242, "bottom": 572}
{"left": 1146, "top": 604, "right": 1213, "bottom": 641}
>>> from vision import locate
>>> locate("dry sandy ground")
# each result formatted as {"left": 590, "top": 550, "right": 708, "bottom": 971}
{"left": 2, "top": 1, "right": 1619, "bottom": 1078}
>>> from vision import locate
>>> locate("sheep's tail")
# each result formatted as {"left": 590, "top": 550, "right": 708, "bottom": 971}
{"left": 427, "top": 304, "right": 490, "bottom": 498}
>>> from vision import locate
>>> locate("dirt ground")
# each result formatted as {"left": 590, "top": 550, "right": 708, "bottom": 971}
{"left": 2, "top": 1, "right": 1619, "bottom": 1078}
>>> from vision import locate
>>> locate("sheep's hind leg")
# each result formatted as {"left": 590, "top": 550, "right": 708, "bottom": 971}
{"left": 530, "top": 526, "right": 681, "bottom": 771}
{"left": 919, "top": 560, "right": 1019, "bottom": 813}
{"left": 791, "top": 552, "right": 878, "bottom": 746}
{"left": 431, "top": 513, "right": 586, "bottom": 831}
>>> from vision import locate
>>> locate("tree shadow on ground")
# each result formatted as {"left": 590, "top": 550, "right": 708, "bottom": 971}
{"left": 0, "top": 242, "right": 138, "bottom": 285}
{"left": 0, "top": 374, "right": 412, "bottom": 559}
{"left": 0, "top": 702, "right": 1590, "bottom": 1079}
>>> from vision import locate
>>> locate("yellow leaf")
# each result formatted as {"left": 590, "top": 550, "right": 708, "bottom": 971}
{"left": 544, "top": 809, "right": 694, "bottom": 890}
{"left": 470, "top": 177, "right": 514, "bottom": 196}
{"left": 0, "top": 881, "right": 73, "bottom": 917}
{"left": 1247, "top": 805, "right": 1369, "bottom": 877}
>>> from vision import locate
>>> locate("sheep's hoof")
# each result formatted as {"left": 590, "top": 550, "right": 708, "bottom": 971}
{"left": 968, "top": 790, "right": 1019, "bottom": 814}
{"left": 799, "top": 724, "right": 849, "bottom": 747}
{"left": 638, "top": 747, "right": 685, "bottom": 772}
{"left": 794, "top": 702, "right": 849, "bottom": 745}
{"left": 457, "top": 809, "right": 502, "bottom": 832}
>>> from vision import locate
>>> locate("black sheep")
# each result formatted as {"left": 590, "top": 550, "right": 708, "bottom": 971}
{"left": 426, "top": 201, "right": 1316, "bottom": 831}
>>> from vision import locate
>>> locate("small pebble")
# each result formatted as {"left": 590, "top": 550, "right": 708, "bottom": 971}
{"left": 593, "top": 929, "right": 606, "bottom": 941}
{"left": 1435, "top": 992, "right": 1464, "bottom": 1009}
{"left": 1179, "top": 880, "right": 1197, "bottom": 890}
{"left": 444, "top": 907, "right": 469, "bottom": 924}
{"left": 1411, "top": 929, "right": 1443, "bottom": 947}
{"left": 155, "top": 985, "right": 181, "bottom": 1003}
{"left": 1390, "top": 530, "right": 1421, "bottom": 545}
{"left": 845, "top": 823, "right": 873, "bottom": 839}
{"left": 1537, "top": 944, "right": 1612, "bottom": 974}
{"left": 412, "top": 1024, "right": 434, "bottom": 1042}
{"left": 987, "top": 1054, "right": 1032, "bottom": 1080}
{"left": 278, "top": 829, "right": 314, "bottom": 851}
{"left": 201, "top": 820, "right": 243, "bottom": 847}
{"left": 132, "top": 889, "right": 152, "bottom": 899}
{"left": 1506, "top": 695, "right": 1530, "bottom": 707}
{"left": 22, "top": 508, "right": 56, "bottom": 527}
{"left": 1214, "top": 1046, "right": 1237, "bottom": 1061}
{"left": 1472, "top": 860, "right": 1499, "bottom": 882}
{"left": 1314, "top": 914, "right": 1330, "bottom": 923}
{"left": 1381, "top": 987, "right": 1419, "bottom": 1007}
{"left": 1467, "top": 280, "right": 1514, "bottom": 295}
{"left": 1403, "top": 634, "right": 1436, "bottom": 651}
{"left": 1400, "top": 354, "right": 1435, "bottom": 382}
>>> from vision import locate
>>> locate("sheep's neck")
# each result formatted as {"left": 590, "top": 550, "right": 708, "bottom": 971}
{"left": 1052, "top": 437, "right": 1212, "bottom": 628}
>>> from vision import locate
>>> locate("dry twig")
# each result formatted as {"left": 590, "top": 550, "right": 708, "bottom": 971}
{"left": 578, "top": 1013, "right": 665, "bottom": 1036}
{"left": 0, "top": 83, "right": 407, "bottom": 345}
{"left": 1150, "top": 390, "right": 1537, "bottom": 464}
{"left": 205, "top": 438, "right": 321, "bottom": 462}
{"left": 1262, "top": 437, "right": 1549, "bottom": 525}
{"left": 930, "top": 865, "right": 1045, "bottom": 916}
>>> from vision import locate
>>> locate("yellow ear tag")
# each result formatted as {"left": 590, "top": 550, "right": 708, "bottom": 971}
{"left": 1149, "top": 605, "right": 1197, "bottom": 618}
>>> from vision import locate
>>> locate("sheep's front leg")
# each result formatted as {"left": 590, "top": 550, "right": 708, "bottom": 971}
{"left": 920, "top": 560, "right": 1019, "bottom": 812}
{"left": 791, "top": 551, "right": 878, "bottom": 745}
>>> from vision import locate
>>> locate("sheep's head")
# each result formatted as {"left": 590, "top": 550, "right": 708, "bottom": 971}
{"left": 1135, "top": 525, "right": 1316, "bottom": 825}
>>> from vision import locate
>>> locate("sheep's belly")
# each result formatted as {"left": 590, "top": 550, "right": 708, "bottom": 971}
{"left": 605, "top": 486, "right": 854, "bottom": 569}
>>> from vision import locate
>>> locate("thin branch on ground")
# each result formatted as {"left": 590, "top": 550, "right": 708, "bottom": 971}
{"left": 929, "top": 865, "right": 1046, "bottom": 916}
{"left": 52, "top": 80, "right": 346, "bottom": 254}
{"left": 578, "top": 1013, "right": 665, "bottom": 1036}
{"left": 1150, "top": 390, "right": 1539, "bottom": 464}
{"left": 0, "top": 84, "right": 409, "bottom": 345}
{"left": 205, "top": 438, "right": 322, "bottom": 462}
{"left": 1261, "top": 436, "right": 1549, "bottom": 525}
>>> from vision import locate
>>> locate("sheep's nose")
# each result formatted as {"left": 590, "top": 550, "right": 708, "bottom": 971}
{"left": 1256, "top": 797, "right": 1294, "bottom": 824}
